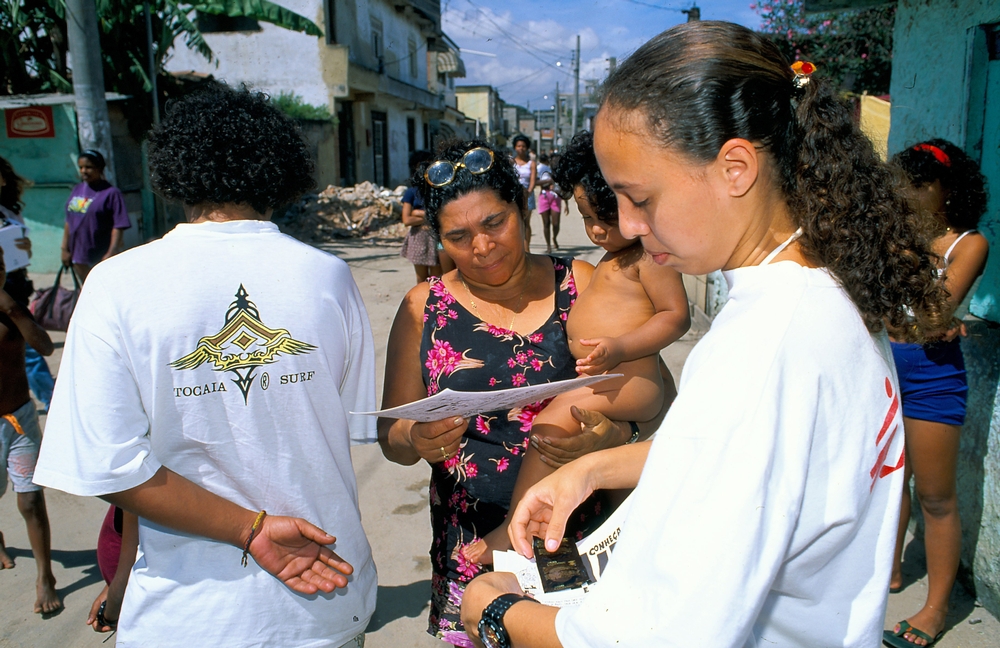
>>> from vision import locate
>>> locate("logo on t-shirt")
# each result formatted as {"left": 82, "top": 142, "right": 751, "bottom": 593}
{"left": 170, "top": 285, "right": 317, "bottom": 404}
{"left": 870, "top": 377, "right": 904, "bottom": 491}
{"left": 67, "top": 196, "right": 93, "bottom": 213}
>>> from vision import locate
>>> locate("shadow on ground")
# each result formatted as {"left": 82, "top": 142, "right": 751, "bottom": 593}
{"left": 366, "top": 580, "right": 431, "bottom": 632}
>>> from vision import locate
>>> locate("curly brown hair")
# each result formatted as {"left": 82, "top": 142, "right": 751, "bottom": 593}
{"left": 0, "top": 156, "right": 26, "bottom": 214}
{"left": 893, "top": 139, "right": 989, "bottom": 232}
{"left": 601, "top": 21, "right": 948, "bottom": 341}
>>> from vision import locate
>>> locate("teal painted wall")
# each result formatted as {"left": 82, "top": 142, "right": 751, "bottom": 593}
{"left": 889, "top": 0, "right": 1000, "bottom": 619}
{"left": 0, "top": 103, "right": 80, "bottom": 272}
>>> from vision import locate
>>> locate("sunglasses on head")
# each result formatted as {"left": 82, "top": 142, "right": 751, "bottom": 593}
{"left": 424, "top": 147, "right": 495, "bottom": 187}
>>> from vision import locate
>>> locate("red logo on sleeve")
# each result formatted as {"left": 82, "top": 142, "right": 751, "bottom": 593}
{"left": 870, "top": 377, "right": 904, "bottom": 491}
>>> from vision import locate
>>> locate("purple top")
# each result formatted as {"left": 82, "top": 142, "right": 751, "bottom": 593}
{"left": 65, "top": 180, "right": 130, "bottom": 265}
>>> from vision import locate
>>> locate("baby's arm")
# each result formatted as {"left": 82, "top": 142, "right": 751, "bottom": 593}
{"left": 577, "top": 260, "right": 690, "bottom": 375}
{"left": 0, "top": 288, "right": 54, "bottom": 356}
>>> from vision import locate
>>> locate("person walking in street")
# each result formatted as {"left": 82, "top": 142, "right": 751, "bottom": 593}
{"left": 0, "top": 156, "right": 55, "bottom": 411}
{"left": 61, "top": 149, "right": 130, "bottom": 282}
{"left": 884, "top": 140, "right": 990, "bottom": 648}
{"left": 33, "top": 83, "right": 378, "bottom": 647}
{"left": 536, "top": 154, "right": 562, "bottom": 253}
{"left": 459, "top": 21, "right": 950, "bottom": 648}
{"left": 0, "top": 242, "right": 59, "bottom": 614}
{"left": 401, "top": 150, "right": 442, "bottom": 283}
{"left": 511, "top": 135, "right": 536, "bottom": 246}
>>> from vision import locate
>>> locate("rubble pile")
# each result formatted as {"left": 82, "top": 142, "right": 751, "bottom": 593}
{"left": 277, "top": 181, "right": 408, "bottom": 242}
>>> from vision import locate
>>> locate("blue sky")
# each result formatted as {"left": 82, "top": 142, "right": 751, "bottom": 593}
{"left": 441, "top": 0, "right": 761, "bottom": 108}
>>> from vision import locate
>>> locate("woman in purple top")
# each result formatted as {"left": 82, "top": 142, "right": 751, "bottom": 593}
{"left": 61, "top": 150, "right": 130, "bottom": 282}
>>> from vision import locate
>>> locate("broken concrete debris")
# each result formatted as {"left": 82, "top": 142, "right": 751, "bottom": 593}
{"left": 277, "top": 181, "right": 408, "bottom": 241}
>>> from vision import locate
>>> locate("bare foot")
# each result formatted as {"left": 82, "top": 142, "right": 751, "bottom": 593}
{"left": 893, "top": 606, "right": 947, "bottom": 646}
{"left": 0, "top": 532, "right": 14, "bottom": 569}
{"left": 35, "top": 574, "right": 62, "bottom": 614}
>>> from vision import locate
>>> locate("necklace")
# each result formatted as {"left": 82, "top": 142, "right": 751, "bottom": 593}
{"left": 460, "top": 261, "right": 531, "bottom": 331}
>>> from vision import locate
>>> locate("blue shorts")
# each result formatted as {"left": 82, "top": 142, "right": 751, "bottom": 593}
{"left": 891, "top": 339, "right": 967, "bottom": 426}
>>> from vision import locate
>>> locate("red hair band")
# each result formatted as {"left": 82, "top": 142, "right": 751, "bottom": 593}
{"left": 913, "top": 143, "right": 951, "bottom": 167}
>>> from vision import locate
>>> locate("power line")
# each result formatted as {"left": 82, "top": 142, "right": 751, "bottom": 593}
{"left": 453, "top": 0, "right": 573, "bottom": 76}
{"left": 622, "top": 0, "right": 686, "bottom": 11}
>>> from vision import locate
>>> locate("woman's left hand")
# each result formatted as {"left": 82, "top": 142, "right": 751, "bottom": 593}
{"left": 530, "top": 406, "right": 627, "bottom": 467}
{"left": 460, "top": 571, "right": 527, "bottom": 645}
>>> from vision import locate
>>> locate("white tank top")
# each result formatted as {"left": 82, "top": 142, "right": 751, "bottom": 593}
{"left": 942, "top": 230, "right": 980, "bottom": 319}
{"left": 514, "top": 158, "right": 532, "bottom": 189}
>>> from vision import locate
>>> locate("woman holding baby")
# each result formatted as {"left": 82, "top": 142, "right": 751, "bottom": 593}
{"left": 377, "top": 141, "right": 689, "bottom": 646}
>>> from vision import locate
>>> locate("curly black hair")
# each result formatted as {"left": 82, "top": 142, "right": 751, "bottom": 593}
{"left": 602, "top": 20, "right": 949, "bottom": 341}
{"left": 148, "top": 83, "right": 315, "bottom": 214}
{"left": 893, "top": 139, "right": 989, "bottom": 232}
{"left": 512, "top": 134, "right": 531, "bottom": 150}
{"left": 413, "top": 140, "right": 525, "bottom": 237}
{"left": 0, "top": 156, "right": 25, "bottom": 214}
{"left": 552, "top": 131, "right": 619, "bottom": 223}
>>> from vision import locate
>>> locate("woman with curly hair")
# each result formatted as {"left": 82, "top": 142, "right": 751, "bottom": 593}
{"left": 460, "top": 21, "right": 949, "bottom": 648}
{"left": 33, "top": 83, "right": 378, "bottom": 648}
{"left": 885, "top": 140, "right": 989, "bottom": 648}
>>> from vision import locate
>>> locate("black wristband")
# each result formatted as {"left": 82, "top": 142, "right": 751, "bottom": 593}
{"left": 625, "top": 421, "right": 641, "bottom": 444}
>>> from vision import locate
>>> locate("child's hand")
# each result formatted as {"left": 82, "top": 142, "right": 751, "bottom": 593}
{"left": 575, "top": 337, "right": 624, "bottom": 375}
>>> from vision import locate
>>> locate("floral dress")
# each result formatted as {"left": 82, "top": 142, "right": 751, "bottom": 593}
{"left": 421, "top": 256, "right": 605, "bottom": 646}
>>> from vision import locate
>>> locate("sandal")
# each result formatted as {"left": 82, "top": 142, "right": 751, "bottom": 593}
{"left": 883, "top": 620, "right": 943, "bottom": 647}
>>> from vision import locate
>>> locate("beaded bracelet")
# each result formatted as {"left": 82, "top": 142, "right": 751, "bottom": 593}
{"left": 241, "top": 510, "right": 267, "bottom": 567}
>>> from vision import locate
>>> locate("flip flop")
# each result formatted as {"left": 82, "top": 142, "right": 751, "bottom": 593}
{"left": 889, "top": 586, "right": 903, "bottom": 594}
{"left": 883, "top": 620, "right": 943, "bottom": 647}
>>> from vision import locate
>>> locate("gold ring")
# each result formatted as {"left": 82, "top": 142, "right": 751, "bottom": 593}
{"left": 440, "top": 447, "right": 449, "bottom": 460}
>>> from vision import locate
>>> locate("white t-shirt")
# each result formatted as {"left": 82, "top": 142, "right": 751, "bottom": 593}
{"left": 556, "top": 262, "right": 905, "bottom": 647}
{"left": 34, "top": 220, "right": 378, "bottom": 648}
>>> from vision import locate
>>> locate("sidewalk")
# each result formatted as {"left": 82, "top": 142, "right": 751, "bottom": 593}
{"left": 1, "top": 203, "right": 997, "bottom": 647}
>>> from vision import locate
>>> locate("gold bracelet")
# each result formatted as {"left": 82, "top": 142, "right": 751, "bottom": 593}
{"left": 241, "top": 510, "right": 267, "bottom": 567}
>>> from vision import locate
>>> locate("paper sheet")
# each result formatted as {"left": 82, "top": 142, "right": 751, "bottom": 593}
{"left": 353, "top": 373, "right": 623, "bottom": 422}
{"left": 491, "top": 492, "right": 634, "bottom": 607}
{"left": 0, "top": 223, "right": 30, "bottom": 272}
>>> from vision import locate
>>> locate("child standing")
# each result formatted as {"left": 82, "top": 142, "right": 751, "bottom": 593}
{"left": 536, "top": 154, "right": 562, "bottom": 253}
{"left": 0, "top": 245, "right": 59, "bottom": 614}
{"left": 401, "top": 150, "right": 441, "bottom": 283}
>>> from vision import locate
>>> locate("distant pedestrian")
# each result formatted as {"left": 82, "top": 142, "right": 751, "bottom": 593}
{"left": 884, "top": 140, "right": 990, "bottom": 648}
{"left": 511, "top": 135, "right": 536, "bottom": 245}
{"left": 0, "top": 242, "right": 59, "bottom": 615}
{"left": 535, "top": 154, "right": 561, "bottom": 253}
{"left": 0, "top": 156, "right": 55, "bottom": 411}
{"left": 461, "top": 21, "right": 950, "bottom": 648}
{"left": 401, "top": 150, "right": 441, "bottom": 283}
{"left": 62, "top": 149, "right": 130, "bottom": 282}
{"left": 34, "top": 83, "right": 378, "bottom": 647}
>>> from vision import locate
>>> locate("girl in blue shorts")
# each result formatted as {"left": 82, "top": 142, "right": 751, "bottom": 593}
{"left": 886, "top": 140, "right": 989, "bottom": 647}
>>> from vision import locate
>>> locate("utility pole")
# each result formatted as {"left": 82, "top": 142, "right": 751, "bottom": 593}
{"left": 553, "top": 81, "right": 560, "bottom": 150}
{"left": 144, "top": 2, "right": 160, "bottom": 124}
{"left": 608, "top": 57, "right": 617, "bottom": 75}
{"left": 571, "top": 34, "right": 580, "bottom": 136}
{"left": 683, "top": 5, "right": 701, "bottom": 21}
{"left": 66, "top": 0, "right": 116, "bottom": 184}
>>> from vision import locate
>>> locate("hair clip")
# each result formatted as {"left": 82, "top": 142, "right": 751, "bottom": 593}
{"left": 913, "top": 143, "right": 951, "bottom": 167}
{"left": 790, "top": 61, "right": 816, "bottom": 89}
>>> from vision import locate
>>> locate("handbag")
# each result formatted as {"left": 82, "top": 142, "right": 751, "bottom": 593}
{"left": 29, "top": 265, "right": 81, "bottom": 331}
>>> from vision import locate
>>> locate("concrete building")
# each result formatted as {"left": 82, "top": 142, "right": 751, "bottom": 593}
{"left": 455, "top": 85, "right": 505, "bottom": 144}
{"left": 809, "top": 0, "right": 1000, "bottom": 618}
{"left": 168, "top": 1, "right": 466, "bottom": 188}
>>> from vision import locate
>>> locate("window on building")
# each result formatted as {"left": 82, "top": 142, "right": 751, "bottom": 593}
{"left": 196, "top": 12, "right": 260, "bottom": 33}
{"left": 409, "top": 39, "right": 419, "bottom": 78}
{"left": 407, "top": 117, "right": 417, "bottom": 153}
{"left": 324, "top": 0, "right": 336, "bottom": 44}
{"left": 370, "top": 17, "right": 384, "bottom": 70}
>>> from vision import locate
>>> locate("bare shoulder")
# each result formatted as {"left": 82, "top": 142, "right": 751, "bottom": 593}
{"left": 570, "top": 258, "right": 596, "bottom": 292}
{"left": 398, "top": 281, "right": 432, "bottom": 323}
{"left": 959, "top": 231, "right": 990, "bottom": 256}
